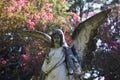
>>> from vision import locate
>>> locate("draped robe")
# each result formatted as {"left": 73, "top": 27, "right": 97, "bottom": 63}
{"left": 42, "top": 47, "right": 68, "bottom": 80}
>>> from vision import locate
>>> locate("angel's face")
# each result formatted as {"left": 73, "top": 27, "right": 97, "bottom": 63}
{"left": 53, "top": 34, "right": 61, "bottom": 48}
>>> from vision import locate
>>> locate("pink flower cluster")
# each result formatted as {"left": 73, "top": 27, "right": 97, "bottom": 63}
{"left": 41, "top": 3, "right": 53, "bottom": 20}
{"left": 4, "top": 0, "right": 28, "bottom": 13}
{"left": 12, "top": 0, "right": 28, "bottom": 7}
{"left": 118, "top": 4, "right": 120, "bottom": 9}
{"left": 27, "top": 19, "right": 35, "bottom": 30}
{"left": 27, "top": 12, "right": 42, "bottom": 30}
{"left": 0, "top": 56, "right": 15, "bottom": 65}
{"left": 38, "top": 51, "right": 44, "bottom": 58}
{"left": 34, "top": 13, "right": 40, "bottom": 23}
{"left": 68, "top": 12, "right": 79, "bottom": 20}
{"left": 3, "top": 0, "right": 37, "bottom": 30}
{"left": 68, "top": 12, "right": 80, "bottom": 26}
{"left": 1, "top": 60, "right": 7, "bottom": 65}
{"left": 20, "top": 53, "right": 29, "bottom": 65}
{"left": 89, "top": 11, "right": 96, "bottom": 17}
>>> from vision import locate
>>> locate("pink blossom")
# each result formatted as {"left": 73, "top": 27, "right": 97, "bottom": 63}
{"left": 4, "top": 6, "right": 15, "bottom": 12}
{"left": 43, "top": 13, "right": 48, "bottom": 19}
{"left": 62, "top": 0, "right": 65, "bottom": 4}
{"left": 38, "top": 52, "right": 42, "bottom": 55}
{"left": 27, "top": 20, "right": 35, "bottom": 30}
{"left": 13, "top": 0, "right": 28, "bottom": 7}
{"left": 21, "top": 54, "right": 29, "bottom": 60}
{"left": 29, "top": 14, "right": 34, "bottom": 19}
{"left": 41, "top": 3, "right": 53, "bottom": 20}
{"left": 1, "top": 60, "right": 7, "bottom": 65}
{"left": 82, "top": 13, "right": 88, "bottom": 17}
{"left": 68, "top": 12, "right": 79, "bottom": 20}
{"left": 11, "top": 0, "right": 18, "bottom": 7}
{"left": 47, "top": 13, "right": 53, "bottom": 20}
{"left": 37, "top": 51, "right": 43, "bottom": 58}
{"left": 10, "top": 0, "right": 28, "bottom": 13}
{"left": 106, "top": 5, "right": 111, "bottom": 9}
{"left": 46, "top": 3, "right": 53, "bottom": 8}
{"left": 89, "top": 12, "right": 96, "bottom": 16}
{"left": 117, "top": 4, "right": 120, "bottom": 9}
{"left": 34, "top": 14, "right": 40, "bottom": 23}
{"left": 42, "top": 9, "right": 53, "bottom": 20}
{"left": 20, "top": 54, "right": 29, "bottom": 65}
{"left": 41, "top": 3, "right": 53, "bottom": 12}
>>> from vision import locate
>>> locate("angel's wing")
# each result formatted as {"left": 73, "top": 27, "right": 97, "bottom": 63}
{"left": 21, "top": 30, "right": 51, "bottom": 48}
{"left": 71, "top": 9, "right": 111, "bottom": 61}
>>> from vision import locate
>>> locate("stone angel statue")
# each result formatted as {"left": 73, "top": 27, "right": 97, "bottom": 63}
{"left": 21, "top": 9, "right": 111, "bottom": 80}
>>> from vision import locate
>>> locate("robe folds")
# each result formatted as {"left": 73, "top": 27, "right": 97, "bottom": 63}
{"left": 42, "top": 47, "right": 68, "bottom": 80}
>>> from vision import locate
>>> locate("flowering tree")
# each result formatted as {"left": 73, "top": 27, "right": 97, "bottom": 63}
{"left": 0, "top": 0, "right": 79, "bottom": 79}
{"left": 0, "top": 0, "right": 119, "bottom": 80}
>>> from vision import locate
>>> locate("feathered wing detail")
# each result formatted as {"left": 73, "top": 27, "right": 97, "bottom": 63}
{"left": 71, "top": 9, "right": 111, "bottom": 61}
{"left": 21, "top": 30, "right": 51, "bottom": 48}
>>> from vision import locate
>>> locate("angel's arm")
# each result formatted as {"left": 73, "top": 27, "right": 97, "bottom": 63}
{"left": 65, "top": 47, "right": 78, "bottom": 62}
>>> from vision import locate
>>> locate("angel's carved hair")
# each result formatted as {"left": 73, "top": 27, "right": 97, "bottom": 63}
{"left": 51, "top": 29, "right": 64, "bottom": 48}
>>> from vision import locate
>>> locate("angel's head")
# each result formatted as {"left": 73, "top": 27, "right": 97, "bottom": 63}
{"left": 51, "top": 29, "right": 65, "bottom": 48}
